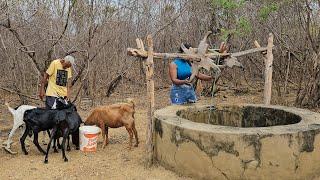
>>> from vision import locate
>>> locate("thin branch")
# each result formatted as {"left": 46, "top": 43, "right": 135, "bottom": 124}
{"left": 71, "top": 39, "right": 110, "bottom": 86}
{"left": 152, "top": 4, "right": 188, "bottom": 37}
{"left": 0, "top": 19, "right": 41, "bottom": 73}
{"left": 51, "top": 0, "right": 73, "bottom": 48}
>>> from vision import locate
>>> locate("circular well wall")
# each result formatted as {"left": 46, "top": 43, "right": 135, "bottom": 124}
{"left": 154, "top": 104, "right": 320, "bottom": 180}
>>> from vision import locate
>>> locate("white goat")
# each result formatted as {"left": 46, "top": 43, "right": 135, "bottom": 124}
{"left": 2, "top": 102, "right": 36, "bottom": 154}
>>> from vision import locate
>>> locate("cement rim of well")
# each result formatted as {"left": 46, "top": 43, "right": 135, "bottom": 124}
{"left": 154, "top": 103, "right": 320, "bottom": 135}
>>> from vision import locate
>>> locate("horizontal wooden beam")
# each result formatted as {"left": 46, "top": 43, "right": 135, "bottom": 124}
{"left": 127, "top": 48, "right": 229, "bottom": 61}
{"left": 127, "top": 46, "right": 270, "bottom": 61}
{"left": 127, "top": 48, "right": 203, "bottom": 62}
{"left": 231, "top": 47, "right": 269, "bottom": 57}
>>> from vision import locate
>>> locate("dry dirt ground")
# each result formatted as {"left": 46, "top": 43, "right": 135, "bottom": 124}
{"left": 0, "top": 88, "right": 319, "bottom": 180}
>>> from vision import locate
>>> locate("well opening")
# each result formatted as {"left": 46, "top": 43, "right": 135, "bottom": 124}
{"left": 177, "top": 106, "right": 301, "bottom": 127}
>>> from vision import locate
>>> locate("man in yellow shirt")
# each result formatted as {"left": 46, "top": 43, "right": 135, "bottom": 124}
{"left": 39, "top": 55, "right": 75, "bottom": 109}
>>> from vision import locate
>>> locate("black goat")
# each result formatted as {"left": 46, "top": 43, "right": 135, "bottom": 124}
{"left": 47, "top": 97, "right": 75, "bottom": 151}
{"left": 20, "top": 103, "right": 82, "bottom": 163}
{"left": 44, "top": 104, "right": 82, "bottom": 163}
{"left": 52, "top": 105, "right": 82, "bottom": 153}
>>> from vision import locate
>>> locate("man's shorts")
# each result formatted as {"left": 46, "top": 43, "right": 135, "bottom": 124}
{"left": 45, "top": 96, "right": 67, "bottom": 109}
{"left": 170, "top": 84, "right": 197, "bottom": 105}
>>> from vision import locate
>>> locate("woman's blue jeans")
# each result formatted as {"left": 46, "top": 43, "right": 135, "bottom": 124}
{"left": 170, "top": 84, "right": 197, "bottom": 105}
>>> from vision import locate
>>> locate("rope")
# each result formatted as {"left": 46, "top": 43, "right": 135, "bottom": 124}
{"left": 208, "top": 55, "right": 220, "bottom": 124}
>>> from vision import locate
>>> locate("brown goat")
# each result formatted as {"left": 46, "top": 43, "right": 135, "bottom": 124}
{"left": 84, "top": 99, "right": 138, "bottom": 149}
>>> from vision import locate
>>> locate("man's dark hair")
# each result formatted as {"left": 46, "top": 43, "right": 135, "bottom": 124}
{"left": 179, "top": 43, "right": 192, "bottom": 53}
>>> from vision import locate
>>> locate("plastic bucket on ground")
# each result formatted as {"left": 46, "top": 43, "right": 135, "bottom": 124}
{"left": 79, "top": 126, "right": 101, "bottom": 152}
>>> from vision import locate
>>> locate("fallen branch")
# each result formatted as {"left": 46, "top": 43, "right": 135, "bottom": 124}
{"left": 71, "top": 81, "right": 85, "bottom": 104}
{"left": 106, "top": 73, "right": 125, "bottom": 97}
{"left": 0, "top": 86, "right": 42, "bottom": 101}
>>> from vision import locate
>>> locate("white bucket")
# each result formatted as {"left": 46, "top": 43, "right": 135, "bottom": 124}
{"left": 79, "top": 126, "right": 101, "bottom": 152}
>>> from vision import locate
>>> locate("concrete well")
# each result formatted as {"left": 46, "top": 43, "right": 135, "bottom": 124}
{"left": 154, "top": 104, "right": 320, "bottom": 180}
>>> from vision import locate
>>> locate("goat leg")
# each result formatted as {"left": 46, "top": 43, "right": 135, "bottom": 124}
{"left": 61, "top": 128, "right": 69, "bottom": 162}
{"left": 52, "top": 138, "right": 58, "bottom": 153}
{"left": 5, "top": 124, "right": 19, "bottom": 150}
{"left": 99, "top": 123, "right": 106, "bottom": 149}
{"left": 20, "top": 125, "right": 30, "bottom": 155}
{"left": 125, "top": 127, "right": 133, "bottom": 150}
{"left": 67, "top": 136, "right": 71, "bottom": 151}
{"left": 33, "top": 132, "right": 46, "bottom": 155}
{"left": 46, "top": 129, "right": 51, "bottom": 137}
{"left": 44, "top": 128, "right": 57, "bottom": 164}
{"left": 72, "top": 129, "right": 80, "bottom": 150}
{"left": 105, "top": 126, "right": 109, "bottom": 146}
{"left": 132, "top": 125, "right": 139, "bottom": 147}
{"left": 6, "top": 125, "right": 19, "bottom": 145}
{"left": 57, "top": 138, "right": 62, "bottom": 149}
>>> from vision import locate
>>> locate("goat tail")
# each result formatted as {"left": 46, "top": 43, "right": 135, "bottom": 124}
{"left": 126, "top": 98, "right": 135, "bottom": 110}
{"left": 4, "top": 102, "right": 15, "bottom": 115}
{"left": 126, "top": 98, "right": 135, "bottom": 119}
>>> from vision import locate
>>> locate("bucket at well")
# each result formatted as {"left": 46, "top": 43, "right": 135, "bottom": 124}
{"left": 79, "top": 126, "right": 101, "bottom": 152}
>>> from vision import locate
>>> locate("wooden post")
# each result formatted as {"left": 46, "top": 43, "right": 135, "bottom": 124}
{"left": 264, "top": 33, "right": 274, "bottom": 105}
{"left": 145, "top": 35, "right": 155, "bottom": 167}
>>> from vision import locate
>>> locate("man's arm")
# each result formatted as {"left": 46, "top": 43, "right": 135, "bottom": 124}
{"left": 66, "top": 80, "right": 72, "bottom": 100}
{"left": 39, "top": 73, "right": 49, "bottom": 100}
